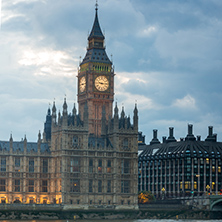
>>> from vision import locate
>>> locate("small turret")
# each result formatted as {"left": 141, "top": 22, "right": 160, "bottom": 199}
{"left": 10, "top": 134, "right": 13, "bottom": 152}
{"left": 38, "top": 130, "right": 41, "bottom": 143}
{"left": 63, "top": 98, "right": 68, "bottom": 117}
{"left": 44, "top": 108, "right": 52, "bottom": 141}
{"left": 58, "top": 111, "right": 61, "bottom": 125}
{"left": 72, "top": 103, "right": 77, "bottom": 116}
{"left": 121, "top": 106, "right": 125, "bottom": 119}
{"left": 133, "top": 103, "right": 138, "bottom": 130}
{"left": 114, "top": 102, "right": 119, "bottom": 130}
{"left": 52, "top": 101, "right": 57, "bottom": 124}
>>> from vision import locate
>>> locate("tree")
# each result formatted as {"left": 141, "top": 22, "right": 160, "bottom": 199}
{"left": 138, "top": 191, "right": 156, "bottom": 204}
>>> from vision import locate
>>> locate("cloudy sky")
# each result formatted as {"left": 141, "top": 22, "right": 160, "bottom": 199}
{"left": 0, "top": 0, "right": 222, "bottom": 143}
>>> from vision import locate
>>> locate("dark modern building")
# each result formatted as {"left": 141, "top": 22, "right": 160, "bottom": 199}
{"left": 138, "top": 125, "right": 222, "bottom": 198}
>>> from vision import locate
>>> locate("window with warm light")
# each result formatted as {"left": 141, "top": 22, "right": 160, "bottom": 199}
{"left": 206, "top": 158, "right": 209, "bottom": 164}
{"left": 212, "top": 166, "right": 215, "bottom": 172}
{"left": 107, "top": 160, "right": 111, "bottom": 173}
{"left": 15, "top": 158, "right": 20, "bottom": 172}
{"left": 70, "top": 179, "right": 80, "bottom": 192}
{"left": 98, "top": 159, "right": 102, "bottom": 173}
{"left": 218, "top": 166, "right": 221, "bottom": 173}
{"left": 194, "top": 181, "right": 197, "bottom": 190}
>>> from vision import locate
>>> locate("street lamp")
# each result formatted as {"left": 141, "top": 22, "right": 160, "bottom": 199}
{"left": 206, "top": 185, "right": 210, "bottom": 195}
{"left": 162, "top": 187, "right": 165, "bottom": 200}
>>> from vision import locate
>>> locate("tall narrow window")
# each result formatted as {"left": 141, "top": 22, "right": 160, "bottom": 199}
{"left": 28, "top": 180, "right": 34, "bottom": 192}
{"left": 89, "top": 159, "right": 93, "bottom": 173}
{"left": 42, "top": 180, "right": 48, "bottom": 192}
{"left": 98, "top": 180, "right": 102, "bottom": 193}
{"left": 121, "top": 180, "right": 130, "bottom": 193}
{"left": 98, "top": 159, "right": 102, "bottom": 173}
{"left": 1, "top": 157, "right": 6, "bottom": 172}
{"left": 14, "top": 179, "right": 20, "bottom": 192}
{"left": 29, "top": 159, "right": 34, "bottom": 173}
{"left": 15, "top": 158, "right": 20, "bottom": 167}
{"left": 121, "top": 159, "right": 130, "bottom": 174}
{"left": 123, "top": 138, "right": 128, "bottom": 149}
{"left": 107, "top": 180, "right": 111, "bottom": 193}
{"left": 89, "top": 180, "right": 93, "bottom": 193}
{"left": 70, "top": 158, "right": 80, "bottom": 172}
{"left": 107, "top": 160, "right": 111, "bottom": 173}
{"left": 42, "top": 159, "right": 48, "bottom": 173}
{"left": 0, "top": 179, "right": 6, "bottom": 191}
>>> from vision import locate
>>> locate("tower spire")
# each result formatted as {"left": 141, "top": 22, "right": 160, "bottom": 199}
{"left": 95, "top": 0, "right": 98, "bottom": 11}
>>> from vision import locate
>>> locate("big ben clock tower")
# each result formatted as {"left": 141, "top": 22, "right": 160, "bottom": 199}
{"left": 78, "top": 4, "right": 114, "bottom": 136}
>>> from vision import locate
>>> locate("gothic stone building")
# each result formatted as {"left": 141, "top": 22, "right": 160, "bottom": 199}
{"left": 138, "top": 125, "right": 222, "bottom": 198}
{"left": 0, "top": 7, "right": 138, "bottom": 209}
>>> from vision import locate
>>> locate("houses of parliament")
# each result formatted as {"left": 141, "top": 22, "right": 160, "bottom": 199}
{"left": 0, "top": 6, "right": 139, "bottom": 209}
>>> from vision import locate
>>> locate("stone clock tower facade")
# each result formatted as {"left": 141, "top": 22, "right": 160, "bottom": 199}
{"left": 0, "top": 5, "right": 138, "bottom": 211}
{"left": 78, "top": 7, "right": 114, "bottom": 136}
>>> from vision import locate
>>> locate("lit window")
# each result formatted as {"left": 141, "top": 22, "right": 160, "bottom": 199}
{"left": 98, "top": 159, "right": 102, "bottom": 173}
{"left": 107, "top": 160, "right": 111, "bottom": 173}
{"left": 194, "top": 182, "right": 197, "bottom": 190}
{"left": 206, "top": 158, "right": 209, "bottom": 164}
{"left": 218, "top": 167, "right": 221, "bottom": 173}
{"left": 70, "top": 179, "right": 80, "bottom": 193}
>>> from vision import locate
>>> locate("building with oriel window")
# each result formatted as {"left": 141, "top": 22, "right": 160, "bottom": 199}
{"left": 0, "top": 5, "right": 138, "bottom": 210}
{"left": 138, "top": 124, "right": 222, "bottom": 199}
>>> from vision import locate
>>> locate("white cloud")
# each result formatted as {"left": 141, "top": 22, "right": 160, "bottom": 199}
{"left": 18, "top": 48, "right": 77, "bottom": 76}
{"left": 172, "top": 94, "right": 197, "bottom": 109}
{"left": 138, "top": 26, "right": 157, "bottom": 37}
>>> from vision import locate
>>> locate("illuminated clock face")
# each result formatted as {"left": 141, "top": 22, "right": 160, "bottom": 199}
{"left": 95, "top": 76, "right": 109, "bottom": 91}
{"left": 79, "top": 76, "right": 86, "bottom": 92}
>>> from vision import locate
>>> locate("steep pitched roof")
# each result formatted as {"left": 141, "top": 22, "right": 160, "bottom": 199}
{"left": 88, "top": 9, "right": 104, "bottom": 40}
